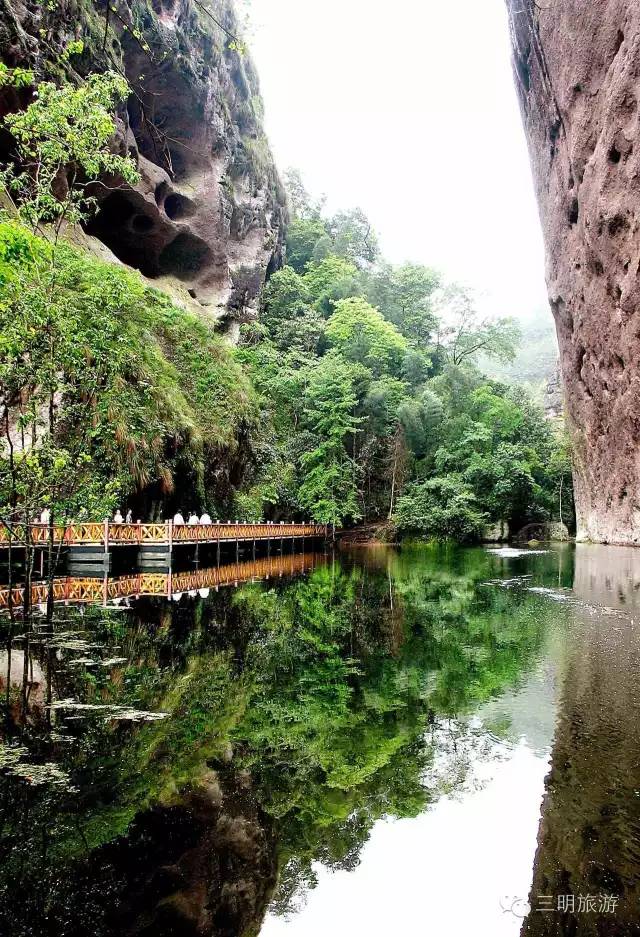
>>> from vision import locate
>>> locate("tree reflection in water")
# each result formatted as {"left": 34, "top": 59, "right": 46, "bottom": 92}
{"left": 0, "top": 546, "right": 567, "bottom": 936}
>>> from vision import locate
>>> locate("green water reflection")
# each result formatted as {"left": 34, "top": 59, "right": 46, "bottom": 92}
{"left": 0, "top": 543, "right": 636, "bottom": 936}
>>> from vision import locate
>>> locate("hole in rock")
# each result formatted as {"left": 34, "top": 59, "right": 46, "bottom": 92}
{"left": 568, "top": 198, "right": 579, "bottom": 226}
{"left": 608, "top": 145, "right": 622, "bottom": 164}
{"left": 95, "top": 191, "right": 136, "bottom": 227}
{"left": 132, "top": 214, "right": 154, "bottom": 233}
{"left": 164, "top": 192, "right": 195, "bottom": 221}
{"left": 608, "top": 214, "right": 628, "bottom": 237}
{"left": 614, "top": 30, "right": 624, "bottom": 56}
{"left": 159, "top": 231, "right": 212, "bottom": 281}
{"left": 86, "top": 191, "right": 158, "bottom": 277}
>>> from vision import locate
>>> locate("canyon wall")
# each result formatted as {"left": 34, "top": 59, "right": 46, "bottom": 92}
{"left": 506, "top": 0, "right": 640, "bottom": 543}
{"left": 0, "top": 0, "right": 286, "bottom": 327}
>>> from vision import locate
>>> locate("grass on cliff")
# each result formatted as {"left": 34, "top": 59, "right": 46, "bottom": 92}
{"left": 0, "top": 219, "right": 258, "bottom": 511}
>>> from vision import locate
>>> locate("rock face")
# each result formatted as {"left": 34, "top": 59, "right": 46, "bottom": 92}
{"left": 0, "top": 0, "right": 286, "bottom": 325}
{"left": 506, "top": 0, "right": 640, "bottom": 544}
{"left": 543, "top": 363, "right": 563, "bottom": 420}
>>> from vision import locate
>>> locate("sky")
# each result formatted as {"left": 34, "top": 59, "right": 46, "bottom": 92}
{"left": 246, "top": 0, "right": 549, "bottom": 322}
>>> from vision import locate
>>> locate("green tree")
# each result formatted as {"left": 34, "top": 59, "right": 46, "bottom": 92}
{"left": 260, "top": 266, "right": 323, "bottom": 352}
{"left": 286, "top": 216, "right": 329, "bottom": 273}
{"left": 327, "top": 207, "right": 379, "bottom": 267}
{"left": 435, "top": 284, "right": 521, "bottom": 366}
{"left": 302, "top": 255, "right": 359, "bottom": 315}
{"left": 394, "top": 475, "right": 487, "bottom": 542}
{"left": 366, "top": 262, "right": 440, "bottom": 345}
{"left": 298, "top": 356, "right": 363, "bottom": 529}
{"left": 1, "top": 70, "right": 138, "bottom": 234}
{"left": 325, "top": 297, "right": 408, "bottom": 377}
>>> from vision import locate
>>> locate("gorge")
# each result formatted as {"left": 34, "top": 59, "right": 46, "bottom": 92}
{"left": 2, "top": 3, "right": 640, "bottom": 937}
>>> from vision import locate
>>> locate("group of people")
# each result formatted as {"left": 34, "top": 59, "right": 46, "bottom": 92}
{"left": 110, "top": 509, "right": 214, "bottom": 525}
{"left": 172, "top": 510, "right": 213, "bottom": 526}
{"left": 112, "top": 509, "right": 134, "bottom": 524}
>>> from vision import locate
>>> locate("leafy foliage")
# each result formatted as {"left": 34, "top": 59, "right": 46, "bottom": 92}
{"left": 1, "top": 71, "right": 138, "bottom": 232}
{"left": 239, "top": 170, "right": 572, "bottom": 538}
{"left": 0, "top": 221, "right": 257, "bottom": 521}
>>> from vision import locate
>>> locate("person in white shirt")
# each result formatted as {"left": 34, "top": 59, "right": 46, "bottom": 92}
{"left": 200, "top": 512, "right": 212, "bottom": 524}
{"left": 173, "top": 511, "right": 185, "bottom": 525}
{"left": 39, "top": 507, "right": 51, "bottom": 525}
{"left": 187, "top": 512, "right": 199, "bottom": 525}
{"left": 113, "top": 509, "right": 124, "bottom": 524}
{"left": 125, "top": 509, "right": 133, "bottom": 523}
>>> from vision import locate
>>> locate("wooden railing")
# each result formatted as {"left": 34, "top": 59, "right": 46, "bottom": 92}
{"left": 0, "top": 552, "right": 326, "bottom": 611}
{"left": 0, "top": 521, "right": 327, "bottom": 548}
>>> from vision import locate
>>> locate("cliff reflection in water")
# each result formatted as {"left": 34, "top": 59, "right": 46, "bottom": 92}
{"left": 0, "top": 544, "right": 636, "bottom": 936}
{"left": 522, "top": 545, "right": 640, "bottom": 937}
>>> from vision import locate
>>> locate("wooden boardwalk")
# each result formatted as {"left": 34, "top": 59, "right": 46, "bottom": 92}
{"left": 0, "top": 521, "right": 326, "bottom": 549}
{"left": 0, "top": 552, "right": 326, "bottom": 611}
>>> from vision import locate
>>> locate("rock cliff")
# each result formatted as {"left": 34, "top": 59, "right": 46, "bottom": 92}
{"left": 506, "top": 0, "right": 640, "bottom": 543}
{"left": 543, "top": 363, "right": 563, "bottom": 421}
{"left": 0, "top": 0, "right": 286, "bottom": 327}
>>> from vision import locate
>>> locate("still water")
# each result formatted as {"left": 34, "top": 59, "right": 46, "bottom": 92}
{"left": 0, "top": 543, "right": 639, "bottom": 936}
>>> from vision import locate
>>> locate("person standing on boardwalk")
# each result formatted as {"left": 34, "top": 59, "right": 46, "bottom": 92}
{"left": 173, "top": 510, "right": 185, "bottom": 525}
{"left": 200, "top": 511, "right": 212, "bottom": 524}
{"left": 113, "top": 509, "right": 123, "bottom": 524}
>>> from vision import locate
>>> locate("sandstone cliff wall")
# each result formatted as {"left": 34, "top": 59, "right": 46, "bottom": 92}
{"left": 506, "top": 0, "right": 640, "bottom": 543}
{"left": 0, "top": 0, "right": 286, "bottom": 326}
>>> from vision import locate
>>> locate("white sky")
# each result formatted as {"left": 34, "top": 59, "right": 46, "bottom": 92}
{"left": 246, "top": 0, "right": 549, "bottom": 321}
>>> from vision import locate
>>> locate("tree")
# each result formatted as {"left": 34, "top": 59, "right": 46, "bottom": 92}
{"left": 286, "top": 217, "right": 329, "bottom": 273}
{"left": 394, "top": 475, "right": 487, "bottom": 542}
{"left": 1, "top": 70, "right": 138, "bottom": 235}
{"left": 302, "top": 255, "right": 359, "bottom": 315}
{"left": 298, "top": 357, "right": 362, "bottom": 530}
{"left": 327, "top": 208, "right": 379, "bottom": 268}
{"left": 283, "top": 167, "right": 324, "bottom": 220}
{"left": 401, "top": 350, "right": 431, "bottom": 388}
{"left": 0, "top": 70, "right": 138, "bottom": 643}
{"left": 260, "top": 266, "right": 323, "bottom": 353}
{"left": 366, "top": 262, "right": 440, "bottom": 345}
{"left": 325, "top": 297, "right": 407, "bottom": 377}
{"left": 435, "top": 284, "right": 521, "bottom": 366}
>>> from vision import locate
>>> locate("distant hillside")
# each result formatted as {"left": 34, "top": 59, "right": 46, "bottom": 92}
{"left": 479, "top": 311, "right": 558, "bottom": 402}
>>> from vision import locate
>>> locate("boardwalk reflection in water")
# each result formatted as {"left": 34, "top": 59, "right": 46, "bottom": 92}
{"left": 0, "top": 551, "right": 327, "bottom": 610}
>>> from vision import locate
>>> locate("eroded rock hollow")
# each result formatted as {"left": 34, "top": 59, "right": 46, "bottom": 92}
{"left": 0, "top": 0, "right": 286, "bottom": 326}
{"left": 506, "top": 0, "right": 640, "bottom": 543}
